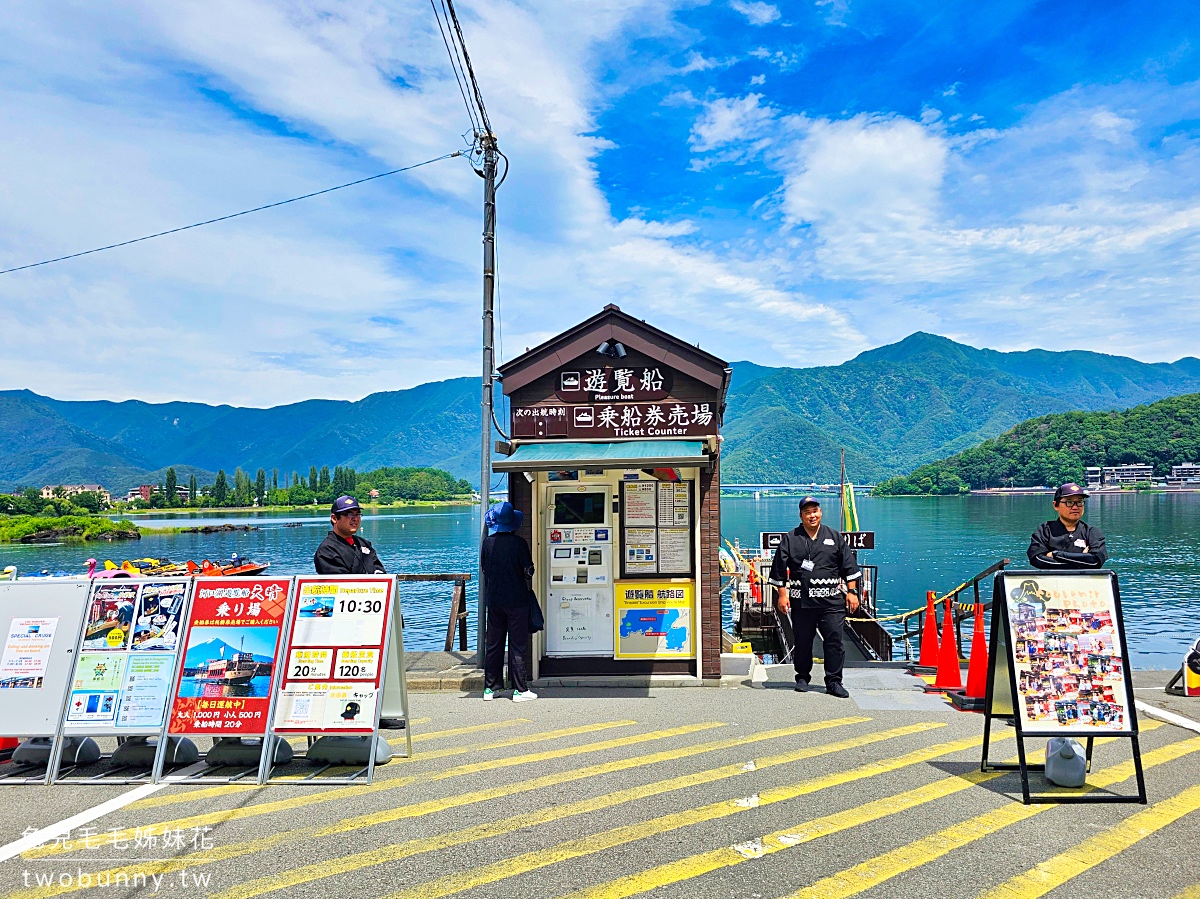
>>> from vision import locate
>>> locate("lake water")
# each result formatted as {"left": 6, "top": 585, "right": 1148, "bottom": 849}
{"left": 3, "top": 493, "right": 1196, "bottom": 668}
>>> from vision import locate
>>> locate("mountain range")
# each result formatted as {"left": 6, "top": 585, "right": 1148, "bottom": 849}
{"left": 5, "top": 332, "right": 1200, "bottom": 492}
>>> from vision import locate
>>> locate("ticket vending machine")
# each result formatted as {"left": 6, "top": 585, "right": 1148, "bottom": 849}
{"left": 544, "top": 484, "right": 614, "bottom": 656}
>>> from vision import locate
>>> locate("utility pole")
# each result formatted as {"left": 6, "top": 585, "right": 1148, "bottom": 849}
{"left": 477, "top": 131, "right": 498, "bottom": 661}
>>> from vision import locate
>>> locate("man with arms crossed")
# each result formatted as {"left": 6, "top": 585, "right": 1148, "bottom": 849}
{"left": 1027, "top": 482, "right": 1107, "bottom": 570}
{"left": 769, "top": 496, "right": 861, "bottom": 698}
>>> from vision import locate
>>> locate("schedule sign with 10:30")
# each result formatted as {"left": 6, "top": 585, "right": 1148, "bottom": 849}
{"left": 274, "top": 577, "right": 393, "bottom": 733}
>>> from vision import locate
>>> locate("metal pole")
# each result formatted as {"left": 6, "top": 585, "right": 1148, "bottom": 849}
{"left": 477, "top": 132, "right": 498, "bottom": 664}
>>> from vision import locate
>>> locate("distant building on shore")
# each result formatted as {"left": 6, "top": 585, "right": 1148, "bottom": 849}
{"left": 1101, "top": 463, "right": 1154, "bottom": 486}
{"left": 1085, "top": 467, "right": 1102, "bottom": 490}
{"left": 1168, "top": 462, "right": 1200, "bottom": 486}
{"left": 40, "top": 484, "right": 111, "bottom": 505}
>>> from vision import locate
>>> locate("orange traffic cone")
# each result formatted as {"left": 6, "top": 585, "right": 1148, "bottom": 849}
{"left": 932, "top": 595, "right": 963, "bottom": 691}
{"left": 950, "top": 598, "right": 989, "bottom": 710}
{"left": 917, "top": 590, "right": 940, "bottom": 669}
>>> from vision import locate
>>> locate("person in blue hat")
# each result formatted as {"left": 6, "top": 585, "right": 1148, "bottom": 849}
{"left": 313, "top": 495, "right": 387, "bottom": 574}
{"left": 768, "top": 496, "right": 861, "bottom": 698}
{"left": 1027, "top": 483, "right": 1107, "bottom": 569}
{"left": 481, "top": 501, "right": 538, "bottom": 702}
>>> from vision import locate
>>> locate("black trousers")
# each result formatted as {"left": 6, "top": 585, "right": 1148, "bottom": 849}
{"left": 791, "top": 606, "right": 846, "bottom": 687}
{"left": 484, "top": 604, "right": 531, "bottom": 693}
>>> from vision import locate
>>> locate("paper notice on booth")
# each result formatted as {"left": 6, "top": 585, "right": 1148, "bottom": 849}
{"left": 624, "top": 483, "right": 656, "bottom": 526}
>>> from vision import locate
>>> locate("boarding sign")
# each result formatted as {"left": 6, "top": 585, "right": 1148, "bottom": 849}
{"left": 167, "top": 578, "right": 291, "bottom": 736}
{"left": 0, "top": 581, "right": 91, "bottom": 736}
{"left": 273, "top": 576, "right": 394, "bottom": 734}
{"left": 614, "top": 581, "right": 695, "bottom": 660}
{"left": 998, "top": 572, "right": 1132, "bottom": 733}
{"left": 63, "top": 580, "right": 191, "bottom": 735}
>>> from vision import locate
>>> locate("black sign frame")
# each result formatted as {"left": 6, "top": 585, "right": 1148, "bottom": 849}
{"left": 980, "top": 569, "right": 1146, "bottom": 805}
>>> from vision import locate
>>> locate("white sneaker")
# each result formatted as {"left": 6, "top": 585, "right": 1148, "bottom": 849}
{"left": 512, "top": 690, "right": 538, "bottom": 702}
{"left": 482, "top": 688, "right": 495, "bottom": 701}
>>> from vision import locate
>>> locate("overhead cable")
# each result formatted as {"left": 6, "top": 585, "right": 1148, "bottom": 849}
{"left": 0, "top": 151, "right": 462, "bottom": 276}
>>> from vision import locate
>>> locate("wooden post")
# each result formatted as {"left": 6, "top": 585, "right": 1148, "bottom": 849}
{"left": 445, "top": 579, "right": 469, "bottom": 652}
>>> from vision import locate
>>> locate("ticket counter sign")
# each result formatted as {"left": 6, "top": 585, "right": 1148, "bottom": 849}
{"left": 64, "top": 580, "right": 191, "bottom": 734}
{"left": 273, "top": 577, "right": 393, "bottom": 734}
{"left": 168, "top": 578, "right": 290, "bottom": 736}
{"left": 614, "top": 581, "right": 694, "bottom": 659}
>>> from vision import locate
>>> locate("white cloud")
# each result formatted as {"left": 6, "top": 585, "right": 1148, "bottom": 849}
{"left": 689, "top": 93, "right": 779, "bottom": 152}
{"left": 730, "top": 1, "right": 780, "bottom": 26}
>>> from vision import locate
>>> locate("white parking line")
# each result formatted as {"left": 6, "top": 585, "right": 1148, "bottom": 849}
{"left": 0, "top": 761, "right": 206, "bottom": 864}
{"left": 1136, "top": 700, "right": 1200, "bottom": 735}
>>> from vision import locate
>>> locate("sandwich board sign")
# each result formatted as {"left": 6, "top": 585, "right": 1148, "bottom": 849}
{"left": 54, "top": 579, "right": 193, "bottom": 783}
{"left": 981, "top": 569, "right": 1145, "bottom": 804}
{"left": 272, "top": 576, "right": 394, "bottom": 736}
{"left": 167, "top": 577, "right": 291, "bottom": 738}
{"left": 0, "top": 581, "right": 92, "bottom": 785}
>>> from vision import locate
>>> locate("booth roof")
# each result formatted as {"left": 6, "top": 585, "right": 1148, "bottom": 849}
{"left": 493, "top": 440, "right": 708, "bottom": 472}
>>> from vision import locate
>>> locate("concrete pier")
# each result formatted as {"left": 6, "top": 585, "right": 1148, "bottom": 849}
{"left": 1, "top": 667, "right": 1198, "bottom": 898}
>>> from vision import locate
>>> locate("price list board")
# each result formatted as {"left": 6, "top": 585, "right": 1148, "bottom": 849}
{"left": 273, "top": 576, "right": 394, "bottom": 734}
{"left": 620, "top": 480, "right": 693, "bottom": 578}
{"left": 167, "top": 578, "right": 291, "bottom": 736}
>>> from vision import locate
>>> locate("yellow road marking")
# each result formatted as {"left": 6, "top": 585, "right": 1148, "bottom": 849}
{"left": 208, "top": 721, "right": 935, "bottom": 899}
{"left": 558, "top": 728, "right": 1165, "bottom": 899}
{"left": 786, "top": 735, "right": 1200, "bottom": 899}
{"left": 1173, "top": 886, "right": 1200, "bottom": 899}
{"left": 376, "top": 732, "right": 988, "bottom": 899}
{"left": 129, "top": 717, "right": 523, "bottom": 809}
{"left": 5, "top": 719, "right": 860, "bottom": 899}
{"left": 977, "top": 782, "right": 1200, "bottom": 899}
{"left": 23, "top": 719, "right": 650, "bottom": 858}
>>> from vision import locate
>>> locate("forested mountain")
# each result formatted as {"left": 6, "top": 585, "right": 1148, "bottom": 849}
{"left": 720, "top": 333, "right": 1200, "bottom": 482}
{"left": 873, "top": 393, "right": 1200, "bottom": 495}
{"left": 3, "top": 332, "right": 1199, "bottom": 491}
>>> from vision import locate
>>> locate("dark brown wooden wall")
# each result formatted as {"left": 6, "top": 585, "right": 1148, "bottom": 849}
{"left": 699, "top": 450, "right": 721, "bottom": 679}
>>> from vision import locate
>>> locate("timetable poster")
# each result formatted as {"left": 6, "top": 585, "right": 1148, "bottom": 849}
{"left": 65, "top": 581, "right": 192, "bottom": 731}
{"left": 1002, "top": 573, "right": 1131, "bottom": 733}
{"left": 621, "top": 480, "right": 693, "bottom": 577}
{"left": 168, "top": 578, "right": 290, "bottom": 736}
{"left": 273, "top": 577, "right": 393, "bottom": 734}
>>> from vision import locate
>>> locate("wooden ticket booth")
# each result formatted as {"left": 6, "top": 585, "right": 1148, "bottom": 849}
{"left": 494, "top": 305, "right": 730, "bottom": 680}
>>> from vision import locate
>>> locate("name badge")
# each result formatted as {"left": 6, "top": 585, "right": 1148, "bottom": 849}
{"left": 1074, "top": 539, "right": 1086, "bottom": 548}
{"left": 362, "top": 547, "right": 371, "bottom": 554}
{"left": 823, "top": 538, "right": 835, "bottom": 545}
{"left": 801, "top": 560, "right": 815, "bottom": 571}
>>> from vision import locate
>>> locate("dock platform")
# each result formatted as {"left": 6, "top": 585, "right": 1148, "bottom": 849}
{"left": 1, "top": 666, "right": 1198, "bottom": 898}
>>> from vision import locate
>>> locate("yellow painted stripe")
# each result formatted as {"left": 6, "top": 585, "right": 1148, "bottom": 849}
{"left": 560, "top": 726, "right": 1165, "bottom": 899}
{"left": 786, "top": 735, "right": 1200, "bottom": 899}
{"left": 129, "top": 717, "right": 524, "bottom": 809}
{"left": 1172, "top": 886, "right": 1200, "bottom": 899}
{"left": 208, "top": 721, "right": 935, "bottom": 899}
{"left": 6, "top": 719, "right": 851, "bottom": 899}
{"left": 23, "top": 719, "right": 644, "bottom": 859}
{"left": 978, "top": 782, "right": 1200, "bottom": 899}
{"left": 377, "top": 732, "right": 988, "bottom": 899}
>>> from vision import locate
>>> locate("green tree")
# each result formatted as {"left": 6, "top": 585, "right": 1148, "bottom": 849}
{"left": 189, "top": 474, "right": 197, "bottom": 503}
{"left": 319, "top": 466, "right": 331, "bottom": 491}
{"left": 309, "top": 466, "right": 319, "bottom": 491}
{"left": 213, "top": 470, "right": 229, "bottom": 505}
{"left": 165, "top": 468, "right": 178, "bottom": 507}
{"left": 272, "top": 468, "right": 279, "bottom": 491}
{"left": 255, "top": 468, "right": 267, "bottom": 506}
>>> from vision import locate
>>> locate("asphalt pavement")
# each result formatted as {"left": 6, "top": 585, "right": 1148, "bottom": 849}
{"left": 1, "top": 666, "right": 1199, "bottom": 899}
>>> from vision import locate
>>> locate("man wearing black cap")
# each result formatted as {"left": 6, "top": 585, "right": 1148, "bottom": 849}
{"left": 768, "top": 496, "right": 861, "bottom": 698}
{"left": 1027, "top": 483, "right": 1107, "bottom": 570}
{"left": 314, "top": 495, "right": 387, "bottom": 574}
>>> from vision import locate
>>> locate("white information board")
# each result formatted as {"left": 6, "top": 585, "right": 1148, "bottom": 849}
{"left": 0, "top": 581, "right": 91, "bottom": 736}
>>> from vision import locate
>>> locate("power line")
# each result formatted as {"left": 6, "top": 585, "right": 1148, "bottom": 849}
{"left": 429, "top": 0, "right": 480, "bottom": 139}
{"left": 0, "top": 150, "right": 462, "bottom": 276}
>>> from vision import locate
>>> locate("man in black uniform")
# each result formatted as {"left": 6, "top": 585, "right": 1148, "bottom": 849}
{"left": 314, "top": 495, "right": 387, "bottom": 574}
{"left": 1027, "top": 482, "right": 1107, "bottom": 569}
{"left": 768, "top": 496, "right": 861, "bottom": 698}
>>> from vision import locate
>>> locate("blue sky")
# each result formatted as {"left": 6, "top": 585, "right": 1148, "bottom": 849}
{"left": 0, "top": 1, "right": 1198, "bottom": 405}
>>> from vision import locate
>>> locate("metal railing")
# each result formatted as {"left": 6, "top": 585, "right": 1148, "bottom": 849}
{"left": 897, "top": 559, "right": 1009, "bottom": 661}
